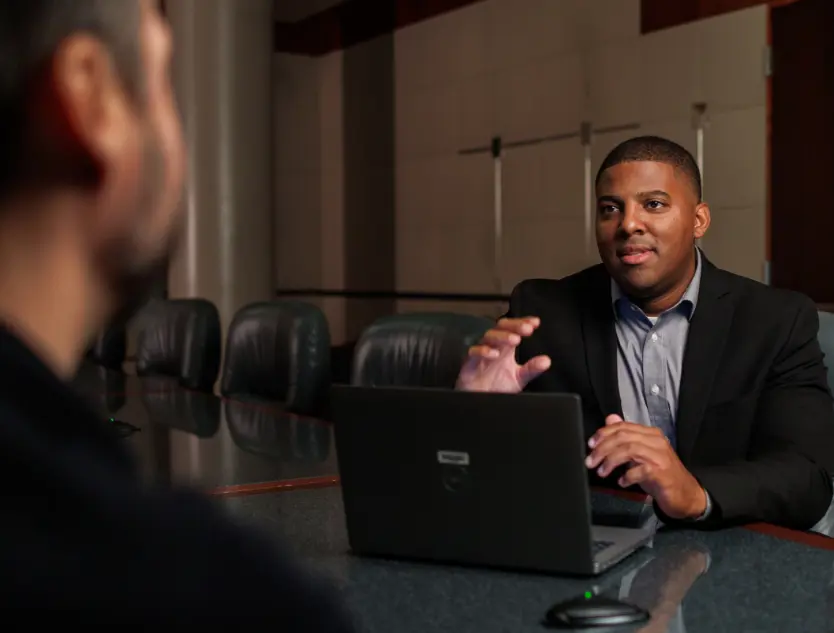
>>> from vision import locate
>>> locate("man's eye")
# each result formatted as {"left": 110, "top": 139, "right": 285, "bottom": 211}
{"left": 645, "top": 200, "right": 664, "bottom": 210}
{"left": 600, "top": 205, "right": 619, "bottom": 214}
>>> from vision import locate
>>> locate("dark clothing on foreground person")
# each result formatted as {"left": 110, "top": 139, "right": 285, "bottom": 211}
{"left": 0, "top": 326, "right": 354, "bottom": 627}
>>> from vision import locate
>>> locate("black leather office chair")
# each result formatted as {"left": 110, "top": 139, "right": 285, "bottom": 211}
{"left": 135, "top": 298, "right": 221, "bottom": 392}
{"left": 220, "top": 301, "right": 331, "bottom": 415}
{"left": 351, "top": 312, "right": 493, "bottom": 388}
{"left": 818, "top": 311, "right": 834, "bottom": 396}
{"left": 812, "top": 311, "right": 834, "bottom": 534}
{"left": 85, "top": 323, "right": 127, "bottom": 371}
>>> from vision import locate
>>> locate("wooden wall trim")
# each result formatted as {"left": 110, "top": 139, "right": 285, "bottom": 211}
{"left": 274, "top": 0, "right": 487, "bottom": 56}
{"left": 641, "top": 0, "right": 779, "bottom": 33}
{"left": 274, "top": 0, "right": 802, "bottom": 55}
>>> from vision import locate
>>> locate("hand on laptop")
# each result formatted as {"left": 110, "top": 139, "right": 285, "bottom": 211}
{"left": 586, "top": 414, "right": 708, "bottom": 520}
{"left": 456, "top": 317, "right": 551, "bottom": 393}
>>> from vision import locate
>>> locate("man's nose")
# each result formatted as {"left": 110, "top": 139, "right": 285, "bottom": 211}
{"left": 620, "top": 203, "right": 645, "bottom": 235}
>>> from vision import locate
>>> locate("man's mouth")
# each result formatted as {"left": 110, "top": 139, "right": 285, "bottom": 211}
{"left": 617, "top": 246, "right": 655, "bottom": 266}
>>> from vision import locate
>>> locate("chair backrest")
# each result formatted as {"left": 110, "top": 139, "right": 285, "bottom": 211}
{"left": 351, "top": 312, "right": 493, "bottom": 388}
{"left": 85, "top": 323, "right": 127, "bottom": 371}
{"left": 818, "top": 311, "right": 834, "bottom": 395}
{"left": 135, "top": 298, "right": 221, "bottom": 392}
{"left": 220, "top": 301, "right": 331, "bottom": 414}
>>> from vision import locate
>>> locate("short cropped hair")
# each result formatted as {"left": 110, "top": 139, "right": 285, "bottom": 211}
{"left": 595, "top": 135, "right": 702, "bottom": 202}
{"left": 0, "top": 1, "right": 142, "bottom": 195}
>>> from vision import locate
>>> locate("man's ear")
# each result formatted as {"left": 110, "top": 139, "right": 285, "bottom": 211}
{"left": 694, "top": 202, "right": 711, "bottom": 240}
{"left": 31, "top": 34, "right": 134, "bottom": 184}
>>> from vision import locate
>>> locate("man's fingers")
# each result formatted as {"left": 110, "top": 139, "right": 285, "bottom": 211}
{"left": 618, "top": 464, "right": 653, "bottom": 488}
{"left": 586, "top": 429, "right": 666, "bottom": 470}
{"left": 589, "top": 420, "right": 665, "bottom": 448}
{"left": 481, "top": 329, "right": 522, "bottom": 348}
{"left": 605, "top": 414, "right": 624, "bottom": 426}
{"left": 588, "top": 444, "right": 646, "bottom": 477}
{"left": 467, "top": 318, "right": 542, "bottom": 358}
{"left": 466, "top": 327, "right": 525, "bottom": 360}
{"left": 467, "top": 345, "right": 500, "bottom": 360}
{"left": 517, "top": 355, "right": 551, "bottom": 387}
{"left": 465, "top": 317, "right": 543, "bottom": 367}
{"left": 494, "top": 317, "right": 541, "bottom": 336}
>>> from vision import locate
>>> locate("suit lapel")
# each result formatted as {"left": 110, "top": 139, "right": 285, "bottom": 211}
{"left": 580, "top": 266, "right": 622, "bottom": 421}
{"left": 675, "top": 260, "right": 735, "bottom": 463}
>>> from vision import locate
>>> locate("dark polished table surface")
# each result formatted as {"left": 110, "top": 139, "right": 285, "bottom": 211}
{"left": 73, "top": 362, "right": 172, "bottom": 400}
{"left": 72, "top": 365, "right": 338, "bottom": 493}
{"left": 221, "top": 486, "right": 834, "bottom": 632}
{"left": 73, "top": 363, "right": 834, "bottom": 629}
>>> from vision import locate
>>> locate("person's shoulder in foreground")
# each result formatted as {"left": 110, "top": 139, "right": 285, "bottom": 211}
{"left": 0, "top": 1, "right": 354, "bottom": 625}
{"left": 0, "top": 327, "right": 353, "bottom": 626}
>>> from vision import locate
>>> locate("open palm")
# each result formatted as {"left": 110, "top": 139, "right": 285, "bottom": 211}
{"left": 455, "top": 317, "right": 551, "bottom": 393}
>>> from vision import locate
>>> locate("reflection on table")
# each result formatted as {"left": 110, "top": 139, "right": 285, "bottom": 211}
{"left": 72, "top": 364, "right": 128, "bottom": 413}
{"left": 615, "top": 544, "right": 709, "bottom": 633}
{"left": 72, "top": 363, "right": 180, "bottom": 407}
{"left": 221, "top": 486, "right": 834, "bottom": 633}
{"left": 75, "top": 371, "right": 338, "bottom": 491}
{"left": 224, "top": 398, "right": 331, "bottom": 462}
{"left": 73, "top": 364, "right": 834, "bottom": 628}
{"left": 142, "top": 389, "right": 222, "bottom": 438}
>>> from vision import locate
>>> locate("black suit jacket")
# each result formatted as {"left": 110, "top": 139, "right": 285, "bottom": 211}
{"left": 508, "top": 258, "right": 834, "bottom": 530}
{"left": 0, "top": 325, "right": 354, "bottom": 627}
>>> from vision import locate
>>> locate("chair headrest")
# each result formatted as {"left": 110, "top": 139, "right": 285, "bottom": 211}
{"left": 351, "top": 312, "right": 492, "bottom": 388}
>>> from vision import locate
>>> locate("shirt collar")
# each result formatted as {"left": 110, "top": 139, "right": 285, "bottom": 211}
{"left": 611, "top": 247, "right": 703, "bottom": 321}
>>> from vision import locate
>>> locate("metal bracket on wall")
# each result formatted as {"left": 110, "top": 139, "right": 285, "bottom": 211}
{"left": 458, "top": 123, "right": 641, "bottom": 156}
{"left": 581, "top": 121, "right": 593, "bottom": 256}
{"left": 764, "top": 44, "right": 773, "bottom": 78}
{"left": 491, "top": 135, "right": 503, "bottom": 293}
{"left": 691, "top": 102, "right": 709, "bottom": 249}
{"left": 458, "top": 122, "right": 641, "bottom": 290}
{"left": 691, "top": 102, "right": 709, "bottom": 196}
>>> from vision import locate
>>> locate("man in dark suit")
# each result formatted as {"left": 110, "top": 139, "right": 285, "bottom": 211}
{"left": 0, "top": 0, "right": 352, "bottom": 625}
{"left": 457, "top": 135, "right": 834, "bottom": 530}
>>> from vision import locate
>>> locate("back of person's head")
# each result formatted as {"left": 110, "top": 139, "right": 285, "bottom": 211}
{"left": 596, "top": 135, "right": 702, "bottom": 203}
{"left": 0, "top": 0, "right": 185, "bottom": 354}
{"left": 0, "top": 2, "right": 149, "bottom": 195}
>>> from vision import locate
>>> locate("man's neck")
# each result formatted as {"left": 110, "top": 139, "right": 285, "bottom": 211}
{"left": 0, "top": 197, "right": 106, "bottom": 379}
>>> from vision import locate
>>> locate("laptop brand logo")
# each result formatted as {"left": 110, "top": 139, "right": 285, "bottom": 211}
{"left": 437, "top": 450, "right": 470, "bottom": 466}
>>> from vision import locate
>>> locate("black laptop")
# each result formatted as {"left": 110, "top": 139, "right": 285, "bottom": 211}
{"left": 330, "top": 386, "right": 654, "bottom": 576}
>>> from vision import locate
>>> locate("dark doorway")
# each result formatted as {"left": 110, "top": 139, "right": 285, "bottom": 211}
{"left": 770, "top": 0, "right": 834, "bottom": 301}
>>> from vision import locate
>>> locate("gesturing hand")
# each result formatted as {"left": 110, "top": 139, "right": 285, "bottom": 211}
{"left": 586, "top": 414, "right": 707, "bottom": 520}
{"left": 455, "top": 317, "right": 551, "bottom": 394}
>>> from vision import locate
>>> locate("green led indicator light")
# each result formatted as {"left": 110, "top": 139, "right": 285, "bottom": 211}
{"left": 584, "top": 591, "right": 592, "bottom": 599}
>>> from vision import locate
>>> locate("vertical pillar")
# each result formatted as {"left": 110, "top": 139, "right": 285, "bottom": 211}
{"left": 165, "top": 0, "right": 274, "bottom": 332}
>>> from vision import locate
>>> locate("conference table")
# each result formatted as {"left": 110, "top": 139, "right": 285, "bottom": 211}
{"left": 72, "top": 363, "right": 338, "bottom": 494}
{"left": 75, "top": 364, "right": 834, "bottom": 631}
{"left": 225, "top": 487, "right": 834, "bottom": 632}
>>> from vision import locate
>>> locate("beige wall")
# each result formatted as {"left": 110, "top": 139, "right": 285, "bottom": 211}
{"left": 274, "top": 0, "right": 768, "bottom": 341}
